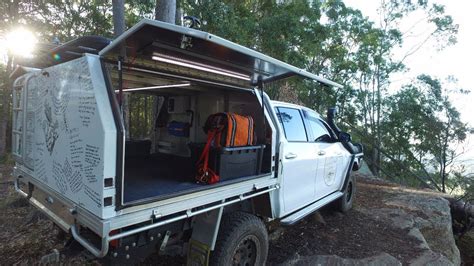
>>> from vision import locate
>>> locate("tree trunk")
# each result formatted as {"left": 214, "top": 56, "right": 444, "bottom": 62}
{"left": 0, "top": 0, "right": 19, "bottom": 158}
{"left": 112, "top": 0, "right": 125, "bottom": 38}
{"left": 155, "top": 0, "right": 176, "bottom": 22}
{"left": 0, "top": 56, "right": 13, "bottom": 157}
{"left": 440, "top": 124, "right": 450, "bottom": 193}
{"left": 112, "top": 0, "right": 130, "bottom": 138}
{"left": 151, "top": 0, "right": 176, "bottom": 148}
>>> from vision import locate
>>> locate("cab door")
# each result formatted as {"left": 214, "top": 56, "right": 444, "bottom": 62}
{"left": 302, "top": 110, "right": 344, "bottom": 199}
{"left": 276, "top": 107, "right": 318, "bottom": 214}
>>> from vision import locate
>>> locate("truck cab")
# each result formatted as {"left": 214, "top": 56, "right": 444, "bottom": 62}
{"left": 11, "top": 19, "right": 362, "bottom": 265}
{"left": 271, "top": 101, "right": 359, "bottom": 220}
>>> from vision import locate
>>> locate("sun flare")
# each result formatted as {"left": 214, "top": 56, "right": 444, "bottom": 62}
{"left": 3, "top": 28, "right": 37, "bottom": 58}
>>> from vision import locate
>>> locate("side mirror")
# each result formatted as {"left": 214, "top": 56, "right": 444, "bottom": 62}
{"left": 315, "top": 134, "right": 332, "bottom": 142}
{"left": 339, "top": 132, "right": 352, "bottom": 143}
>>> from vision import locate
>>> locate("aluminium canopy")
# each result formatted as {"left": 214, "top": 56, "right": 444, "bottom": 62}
{"left": 99, "top": 19, "right": 342, "bottom": 89}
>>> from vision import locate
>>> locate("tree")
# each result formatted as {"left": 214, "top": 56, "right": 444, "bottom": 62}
{"left": 147, "top": 0, "right": 176, "bottom": 147}
{"left": 0, "top": 0, "right": 19, "bottom": 158}
{"left": 348, "top": 0, "right": 458, "bottom": 177}
{"left": 155, "top": 0, "right": 176, "bottom": 22}
{"left": 112, "top": 0, "right": 125, "bottom": 38}
{"left": 382, "top": 75, "right": 468, "bottom": 192}
{"left": 180, "top": 0, "right": 327, "bottom": 103}
{"left": 25, "top": 1, "right": 114, "bottom": 41}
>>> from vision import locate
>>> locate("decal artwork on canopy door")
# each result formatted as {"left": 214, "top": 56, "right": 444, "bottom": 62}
{"left": 27, "top": 57, "right": 107, "bottom": 213}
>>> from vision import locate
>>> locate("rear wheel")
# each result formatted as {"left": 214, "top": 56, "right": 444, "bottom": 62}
{"left": 334, "top": 174, "right": 356, "bottom": 213}
{"left": 210, "top": 212, "right": 268, "bottom": 266}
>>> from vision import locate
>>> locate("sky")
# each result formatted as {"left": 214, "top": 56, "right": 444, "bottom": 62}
{"left": 344, "top": 0, "right": 474, "bottom": 171}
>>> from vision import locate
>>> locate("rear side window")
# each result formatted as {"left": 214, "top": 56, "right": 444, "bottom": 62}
{"left": 276, "top": 107, "right": 308, "bottom": 142}
{"left": 304, "top": 110, "right": 331, "bottom": 142}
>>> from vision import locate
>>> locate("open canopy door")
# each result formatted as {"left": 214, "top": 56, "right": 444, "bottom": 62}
{"left": 99, "top": 19, "right": 342, "bottom": 89}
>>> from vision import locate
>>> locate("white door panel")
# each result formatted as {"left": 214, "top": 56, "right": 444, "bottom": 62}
{"left": 314, "top": 143, "right": 342, "bottom": 199}
{"left": 282, "top": 142, "right": 318, "bottom": 214}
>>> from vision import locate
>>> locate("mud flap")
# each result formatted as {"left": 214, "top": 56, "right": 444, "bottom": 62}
{"left": 187, "top": 239, "right": 211, "bottom": 266}
{"left": 186, "top": 206, "right": 223, "bottom": 265}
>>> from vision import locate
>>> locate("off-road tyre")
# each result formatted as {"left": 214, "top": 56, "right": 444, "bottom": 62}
{"left": 334, "top": 174, "right": 356, "bottom": 213}
{"left": 210, "top": 212, "right": 268, "bottom": 266}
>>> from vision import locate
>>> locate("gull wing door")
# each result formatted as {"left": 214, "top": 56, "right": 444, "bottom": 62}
{"left": 99, "top": 19, "right": 342, "bottom": 89}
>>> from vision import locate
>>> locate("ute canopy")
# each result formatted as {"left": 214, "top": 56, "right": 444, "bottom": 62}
{"left": 100, "top": 19, "right": 342, "bottom": 89}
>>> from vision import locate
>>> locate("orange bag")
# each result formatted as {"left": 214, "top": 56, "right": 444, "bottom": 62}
{"left": 202, "top": 113, "right": 256, "bottom": 148}
{"left": 196, "top": 113, "right": 256, "bottom": 184}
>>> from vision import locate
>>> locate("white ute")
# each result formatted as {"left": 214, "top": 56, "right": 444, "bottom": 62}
{"left": 11, "top": 19, "right": 363, "bottom": 265}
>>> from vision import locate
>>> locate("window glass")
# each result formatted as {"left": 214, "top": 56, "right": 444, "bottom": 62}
{"left": 276, "top": 107, "right": 308, "bottom": 141}
{"left": 304, "top": 110, "right": 331, "bottom": 142}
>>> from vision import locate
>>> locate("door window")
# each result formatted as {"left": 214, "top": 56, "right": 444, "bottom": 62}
{"left": 304, "top": 110, "right": 331, "bottom": 142}
{"left": 276, "top": 107, "right": 308, "bottom": 142}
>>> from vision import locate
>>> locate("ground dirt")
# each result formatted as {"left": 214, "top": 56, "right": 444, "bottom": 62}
{"left": 267, "top": 176, "right": 424, "bottom": 264}
{"left": 0, "top": 163, "right": 471, "bottom": 265}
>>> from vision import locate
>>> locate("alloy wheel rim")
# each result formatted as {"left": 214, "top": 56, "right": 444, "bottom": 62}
{"left": 232, "top": 235, "right": 259, "bottom": 266}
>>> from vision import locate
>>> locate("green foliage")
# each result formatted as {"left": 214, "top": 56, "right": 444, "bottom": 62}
{"left": 381, "top": 75, "right": 469, "bottom": 192}
{"left": 0, "top": 152, "right": 13, "bottom": 165}
{"left": 14, "top": 1, "right": 114, "bottom": 42}
{"left": 125, "top": 0, "right": 155, "bottom": 26}
{"left": 0, "top": 1, "right": 158, "bottom": 43}
{"left": 128, "top": 93, "right": 154, "bottom": 139}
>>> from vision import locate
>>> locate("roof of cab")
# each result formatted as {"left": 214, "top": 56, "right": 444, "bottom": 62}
{"left": 99, "top": 19, "right": 342, "bottom": 88}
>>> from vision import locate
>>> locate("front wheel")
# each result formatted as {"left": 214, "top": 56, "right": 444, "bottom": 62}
{"left": 334, "top": 174, "right": 356, "bottom": 213}
{"left": 210, "top": 212, "right": 268, "bottom": 266}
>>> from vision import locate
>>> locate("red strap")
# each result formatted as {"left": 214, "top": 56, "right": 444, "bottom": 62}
{"left": 196, "top": 129, "right": 220, "bottom": 184}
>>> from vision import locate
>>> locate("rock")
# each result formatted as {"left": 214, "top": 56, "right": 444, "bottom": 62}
{"left": 385, "top": 194, "right": 461, "bottom": 266}
{"left": 456, "top": 231, "right": 474, "bottom": 265}
{"left": 311, "top": 211, "right": 326, "bottom": 226}
{"left": 356, "top": 161, "right": 375, "bottom": 177}
{"left": 269, "top": 227, "right": 285, "bottom": 242}
{"left": 409, "top": 250, "right": 453, "bottom": 266}
{"left": 8, "top": 197, "right": 30, "bottom": 208}
{"left": 282, "top": 252, "right": 401, "bottom": 266}
{"left": 268, "top": 177, "right": 464, "bottom": 265}
{"left": 356, "top": 191, "right": 461, "bottom": 265}
{"left": 40, "top": 249, "right": 60, "bottom": 263}
{"left": 407, "top": 228, "right": 430, "bottom": 250}
{"left": 22, "top": 210, "right": 47, "bottom": 225}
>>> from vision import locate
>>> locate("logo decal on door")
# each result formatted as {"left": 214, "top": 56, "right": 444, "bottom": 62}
{"left": 324, "top": 159, "right": 337, "bottom": 186}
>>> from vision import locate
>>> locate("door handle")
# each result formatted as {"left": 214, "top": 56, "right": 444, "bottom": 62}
{"left": 318, "top": 150, "right": 326, "bottom": 156}
{"left": 285, "top": 153, "right": 297, "bottom": 159}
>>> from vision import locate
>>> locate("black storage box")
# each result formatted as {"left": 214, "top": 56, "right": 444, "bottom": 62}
{"left": 211, "top": 145, "right": 265, "bottom": 181}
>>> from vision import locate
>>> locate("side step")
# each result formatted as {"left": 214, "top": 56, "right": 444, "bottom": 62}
{"left": 280, "top": 192, "right": 344, "bottom": 225}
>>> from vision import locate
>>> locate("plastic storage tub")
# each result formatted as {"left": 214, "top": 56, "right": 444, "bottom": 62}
{"left": 211, "top": 145, "right": 265, "bottom": 181}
